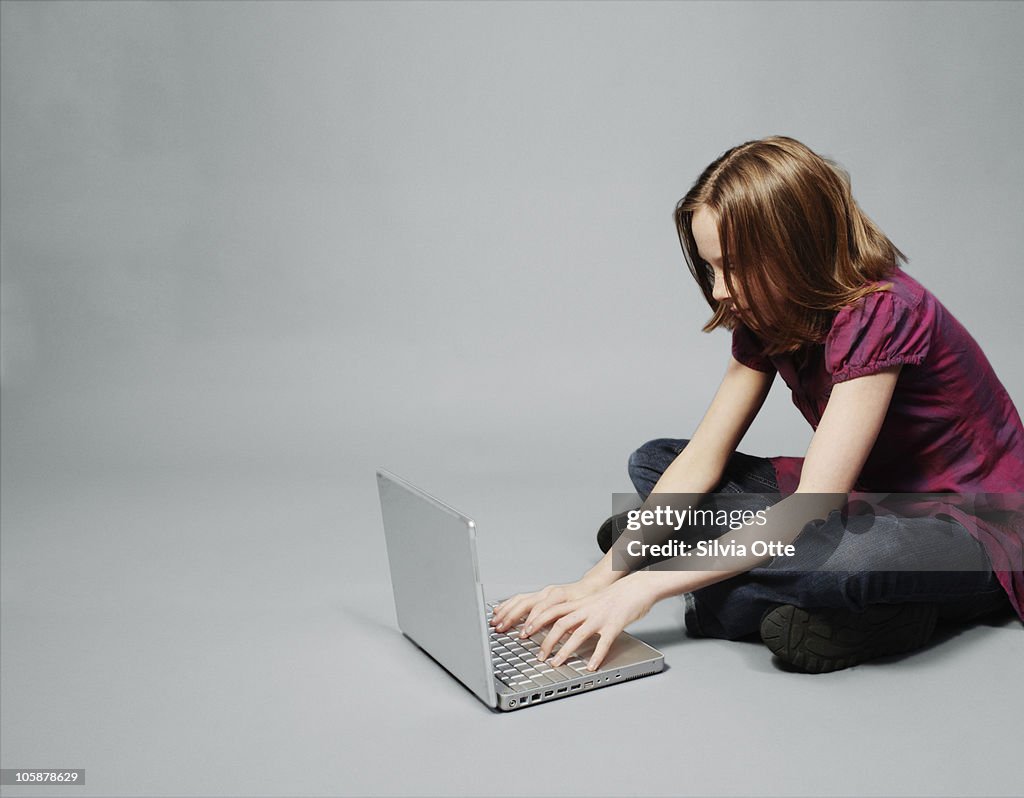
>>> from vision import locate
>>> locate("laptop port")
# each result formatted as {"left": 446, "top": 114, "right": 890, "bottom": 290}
{"left": 584, "top": 681, "right": 594, "bottom": 688}
{"left": 571, "top": 684, "right": 581, "bottom": 690}
{"left": 544, "top": 690, "right": 554, "bottom": 697}
{"left": 557, "top": 687, "right": 567, "bottom": 694}
{"left": 532, "top": 693, "right": 541, "bottom": 701}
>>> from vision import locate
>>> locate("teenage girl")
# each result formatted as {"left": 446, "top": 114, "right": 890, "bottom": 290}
{"left": 489, "top": 136, "right": 1024, "bottom": 673}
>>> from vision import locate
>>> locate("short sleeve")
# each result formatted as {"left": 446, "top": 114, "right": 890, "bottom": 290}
{"left": 825, "top": 289, "right": 931, "bottom": 384}
{"left": 731, "top": 323, "right": 776, "bottom": 373}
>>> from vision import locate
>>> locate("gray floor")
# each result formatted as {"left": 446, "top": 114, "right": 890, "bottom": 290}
{"left": 2, "top": 461, "right": 1021, "bottom": 798}
{"left": 3, "top": 5, "right": 1023, "bottom": 793}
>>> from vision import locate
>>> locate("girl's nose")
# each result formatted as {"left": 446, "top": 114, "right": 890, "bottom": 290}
{"left": 712, "top": 270, "right": 731, "bottom": 302}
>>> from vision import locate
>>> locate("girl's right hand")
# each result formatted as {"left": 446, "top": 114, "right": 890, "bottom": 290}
{"left": 489, "top": 574, "right": 609, "bottom": 636}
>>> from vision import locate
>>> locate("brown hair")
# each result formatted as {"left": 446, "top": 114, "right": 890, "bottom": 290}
{"left": 675, "top": 136, "right": 906, "bottom": 355}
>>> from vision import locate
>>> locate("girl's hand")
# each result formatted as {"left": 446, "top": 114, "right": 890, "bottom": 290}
{"left": 489, "top": 573, "right": 610, "bottom": 635}
{"left": 534, "top": 575, "right": 656, "bottom": 671}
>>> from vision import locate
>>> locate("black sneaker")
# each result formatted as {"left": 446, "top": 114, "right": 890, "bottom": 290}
{"left": 596, "top": 510, "right": 633, "bottom": 553}
{"left": 759, "top": 603, "right": 940, "bottom": 673}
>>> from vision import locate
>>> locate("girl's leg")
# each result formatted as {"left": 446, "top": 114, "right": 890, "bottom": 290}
{"left": 598, "top": 438, "right": 780, "bottom": 553}
{"left": 627, "top": 437, "right": 779, "bottom": 498}
{"left": 621, "top": 437, "right": 1012, "bottom": 661}
{"left": 687, "top": 510, "right": 1011, "bottom": 641}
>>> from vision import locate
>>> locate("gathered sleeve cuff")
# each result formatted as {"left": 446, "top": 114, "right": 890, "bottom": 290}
{"left": 825, "top": 289, "right": 931, "bottom": 384}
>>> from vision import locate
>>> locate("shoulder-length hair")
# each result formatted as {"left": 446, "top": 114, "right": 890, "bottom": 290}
{"left": 675, "top": 136, "right": 906, "bottom": 355}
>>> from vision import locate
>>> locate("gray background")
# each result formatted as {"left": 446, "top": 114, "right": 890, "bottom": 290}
{"left": 2, "top": 1, "right": 1022, "bottom": 796}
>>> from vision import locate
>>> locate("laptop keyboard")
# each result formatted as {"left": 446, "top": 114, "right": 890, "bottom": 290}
{"left": 485, "top": 602, "right": 594, "bottom": 691}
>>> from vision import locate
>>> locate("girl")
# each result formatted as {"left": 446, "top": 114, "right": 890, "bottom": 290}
{"left": 490, "top": 136, "right": 1024, "bottom": 673}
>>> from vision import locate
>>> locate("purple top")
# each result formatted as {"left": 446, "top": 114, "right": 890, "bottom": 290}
{"left": 732, "top": 266, "right": 1024, "bottom": 621}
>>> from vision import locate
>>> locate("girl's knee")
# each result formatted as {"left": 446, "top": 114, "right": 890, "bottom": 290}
{"left": 627, "top": 438, "right": 690, "bottom": 499}
{"left": 627, "top": 438, "right": 689, "bottom": 474}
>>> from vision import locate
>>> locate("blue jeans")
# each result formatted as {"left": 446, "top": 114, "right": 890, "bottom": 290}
{"left": 627, "top": 438, "right": 1013, "bottom": 640}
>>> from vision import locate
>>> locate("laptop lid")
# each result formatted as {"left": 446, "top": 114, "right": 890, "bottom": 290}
{"left": 376, "top": 469, "right": 498, "bottom": 708}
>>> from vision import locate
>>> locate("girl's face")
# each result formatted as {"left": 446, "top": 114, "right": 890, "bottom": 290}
{"left": 691, "top": 205, "right": 746, "bottom": 312}
{"left": 692, "top": 205, "right": 788, "bottom": 323}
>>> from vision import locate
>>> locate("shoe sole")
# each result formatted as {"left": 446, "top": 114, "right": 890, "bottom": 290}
{"left": 759, "top": 603, "right": 939, "bottom": 674}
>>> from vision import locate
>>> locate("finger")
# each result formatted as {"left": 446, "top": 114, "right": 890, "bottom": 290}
{"left": 585, "top": 629, "right": 616, "bottom": 672}
{"left": 490, "top": 596, "right": 515, "bottom": 625}
{"left": 498, "top": 585, "right": 561, "bottom": 630}
{"left": 490, "top": 601, "right": 511, "bottom": 627}
{"left": 550, "top": 624, "right": 596, "bottom": 667}
{"left": 537, "top": 613, "right": 582, "bottom": 660}
{"left": 492, "top": 596, "right": 530, "bottom": 630}
{"left": 491, "top": 593, "right": 525, "bottom": 621}
{"left": 520, "top": 596, "right": 567, "bottom": 636}
{"left": 492, "top": 596, "right": 513, "bottom": 616}
{"left": 497, "top": 606, "right": 530, "bottom": 632}
{"left": 500, "top": 594, "right": 543, "bottom": 629}
{"left": 523, "top": 599, "right": 579, "bottom": 639}
{"left": 520, "top": 587, "right": 564, "bottom": 622}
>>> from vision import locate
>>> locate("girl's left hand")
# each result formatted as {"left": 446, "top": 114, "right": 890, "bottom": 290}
{"left": 533, "top": 575, "right": 656, "bottom": 671}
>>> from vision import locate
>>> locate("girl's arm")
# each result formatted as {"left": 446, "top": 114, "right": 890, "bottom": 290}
{"left": 535, "top": 364, "right": 903, "bottom": 671}
{"left": 490, "top": 355, "right": 774, "bottom": 633}
{"left": 648, "top": 354, "right": 777, "bottom": 497}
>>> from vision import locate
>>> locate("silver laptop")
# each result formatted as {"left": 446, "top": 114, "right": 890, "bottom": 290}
{"left": 376, "top": 468, "right": 665, "bottom": 711}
